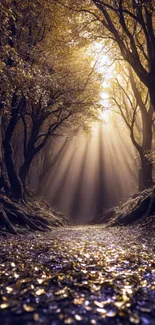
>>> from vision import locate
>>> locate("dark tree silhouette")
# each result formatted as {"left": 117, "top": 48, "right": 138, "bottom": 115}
{"left": 91, "top": 0, "right": 155, "bottom": 109}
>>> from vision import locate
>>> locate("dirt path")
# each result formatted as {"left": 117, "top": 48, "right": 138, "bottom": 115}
{"left": 0, "top": 225, "right": 155, "bottom": 324}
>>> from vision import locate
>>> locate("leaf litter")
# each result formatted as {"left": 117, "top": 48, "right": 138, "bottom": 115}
{"left": 0, "top": 225, "right": 155, "bottom": 324}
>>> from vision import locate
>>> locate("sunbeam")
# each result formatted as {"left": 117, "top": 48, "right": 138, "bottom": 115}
{"left": 100, "top": 109, "right": 111, "bottom": 124}
{"left": 41, "top": 115, "right": 138, "bottom": 224}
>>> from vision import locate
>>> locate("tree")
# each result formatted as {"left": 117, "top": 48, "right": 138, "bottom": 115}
{"left": 0, "top": 0, "right": 102, "bottom": 196}
{"left": 0, "top": 0, "right": 103, "bottom": 232}
{"left": 59, "top": 0, "right": 155, "bottom": 110}
{"left": 10, "top": 44, "right": 102, "bottom": 191}
{"left": 0, "top": 0, "right": 56, "bottom": 199}
{"left": 110, "top": 63, "right": 154, "bottom": 190}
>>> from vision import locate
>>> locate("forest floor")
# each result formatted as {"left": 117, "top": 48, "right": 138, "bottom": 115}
{"left": 0, "top": 225, "right": 155, "bottom": 325}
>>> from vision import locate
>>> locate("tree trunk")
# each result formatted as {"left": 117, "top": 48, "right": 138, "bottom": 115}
{"left": 129, "top": 69, "right": 153, "bottom": 191}
{"left": 2, "top": 95, "right": 25, "bottom": 200}
{"left": 148, "top": 78, "right": 155, "bottom": 111}
{"left": 19, "top": 156, "right": 33, "bottom": 192}
{"left": 139, "top": 104, "right": 153, "bottom": 190}
{"left": 0, "top": 160, "right": 10, "bottom": 193}
{"left": 3, "top": 138, "right": 25, "bottom": 200}
{"left": 139, "top": 156, "right": 153, "bottom": 191}
{"left": 19, "top": 118, "right": 43, "bottom": 191}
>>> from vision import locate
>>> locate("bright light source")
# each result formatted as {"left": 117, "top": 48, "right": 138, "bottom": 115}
{"left": 100, "top": 109, "right": 110, "bottom": 123}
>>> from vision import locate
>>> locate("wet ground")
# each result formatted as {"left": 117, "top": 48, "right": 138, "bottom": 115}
{"left": 0, "top": 225, "right": 155, "bottom": 325}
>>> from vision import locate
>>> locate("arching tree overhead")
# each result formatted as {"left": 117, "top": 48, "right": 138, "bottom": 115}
{"left": 109, "top": 63, "right": 154, "bottom": 190}
{"left": 0, "top": 0, "right": 102, "bottom": 197}
{"left": 92, "top": 0, "right": 155, "bottom": 106}
{"left": 1, "top": 0, "right": 155, "bottom": 233}
{"left": 0, "top": 0, "right": 102, "bottom": 232}
{"left": 59, "top": 0, "right": 155, "bottom": 110}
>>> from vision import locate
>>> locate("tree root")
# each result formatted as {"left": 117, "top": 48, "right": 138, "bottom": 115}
{"left": 0, "top": 207, "right": 17, "bottom": 234}
{"left": 113, "top": 195, "right": 151, "bottom": 226}
{"left": 110, "top": 187, "right": 155, "bottom": 227}
{"left": 0, "top": 194, "right": 52, "bottom": 234}
{"left": 90, "top": 187, "right": 155, "bottom": 227}
{"left": 145, "top": 188, "right": 155, "bottom": 218}
{"left": 14, "top": 210, "right": 47, "bottom": 232}
{"left": 29, "top": 214, "right": 51, "bottom": 226}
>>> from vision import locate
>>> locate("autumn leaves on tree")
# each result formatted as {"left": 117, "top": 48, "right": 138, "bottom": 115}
{"left": 0, "top": 0, "right": 155, "bottom": 232}
{"left": 0, "top": 0, "right": 101, "bottom": 199}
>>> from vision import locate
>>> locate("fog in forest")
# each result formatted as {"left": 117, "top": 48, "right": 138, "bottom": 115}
{"left": 32, "top": 119, "right": 139, "bottom": 224}
{"left": 1, "top": 0, "right": 155, "bottom": 229}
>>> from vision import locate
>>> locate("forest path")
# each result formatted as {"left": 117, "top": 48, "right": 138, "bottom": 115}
{"left": 0, "top": 225, "right": 155, "bottom": 325}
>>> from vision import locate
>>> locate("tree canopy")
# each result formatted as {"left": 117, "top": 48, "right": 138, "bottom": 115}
{"left": 57, "top": 0, "right": 155, "bottom": 109}
{"left": 0, "top": 0, "right": 155, "bottom": 233}
{"left": 0, "top": 0, "right": 103, "bottom": 196}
